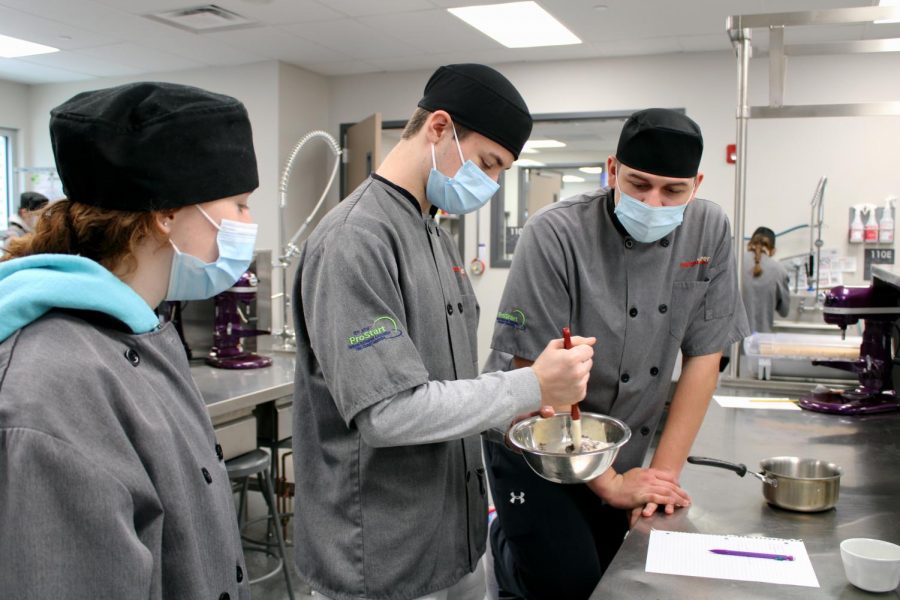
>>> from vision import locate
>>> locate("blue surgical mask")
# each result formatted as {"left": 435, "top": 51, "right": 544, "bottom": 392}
{"left": 426, "top": 125, "right": 499, "bottom": 215}
{"left": 166, "top": 205, "right": 258, "bottom": 301}
{"left": 614, "top": 186, "right": 691, "bottom": 243}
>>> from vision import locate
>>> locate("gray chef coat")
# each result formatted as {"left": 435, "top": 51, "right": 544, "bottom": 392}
{"left": 491, "top": 189, "right": 750, "bottom": 472}
{"left": 741, "top": 250, "right": 791, "bottom": 333}
{"left": 291, "top": 176, "right": 487, "bottom": 600}
{"left": 0, "top": 311, "right": 247, "bottom": 600}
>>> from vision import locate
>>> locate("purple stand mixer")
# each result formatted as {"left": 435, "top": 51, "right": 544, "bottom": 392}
{"left": 799, "top": 284, "right": 900, "bottom": 415}
{"left": 206, "top": 271, "right": 273, "bottom": 369}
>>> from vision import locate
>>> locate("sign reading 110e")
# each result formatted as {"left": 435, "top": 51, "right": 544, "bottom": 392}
{"left": 864, "top": 248, "right": 895, "bottom": 280}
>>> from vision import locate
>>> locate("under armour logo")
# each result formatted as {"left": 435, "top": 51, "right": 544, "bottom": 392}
{"left": 509, "top": 491, "right": 525, "bottom": 505}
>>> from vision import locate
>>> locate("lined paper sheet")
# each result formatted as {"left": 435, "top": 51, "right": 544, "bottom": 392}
{"left": 646, "top": 530, "right": 819, "bottom": 587}
{"left": 714, "top": 395, "right": 801, "bottom": 411}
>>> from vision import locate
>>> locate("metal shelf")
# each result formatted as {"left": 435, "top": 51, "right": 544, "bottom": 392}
{"left": 725, "top": 5, "right": 900, "bottom": 378}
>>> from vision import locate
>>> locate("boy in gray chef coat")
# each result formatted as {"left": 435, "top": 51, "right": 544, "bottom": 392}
{"left": 291, "top": 64, "right": 596, "bottom": 600}
{"left": 485, "top": 109, "right": 751, "bottom": 599}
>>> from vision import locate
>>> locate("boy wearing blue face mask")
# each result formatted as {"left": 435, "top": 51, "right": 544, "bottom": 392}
{"left": 0, "top": 82, "right": 258, "bottom": 599}
{"left": 485, "top": 108, "right": 750, "bottom": 599}
{"left": 291, "top": 64, "right": 598, "bottom": 600}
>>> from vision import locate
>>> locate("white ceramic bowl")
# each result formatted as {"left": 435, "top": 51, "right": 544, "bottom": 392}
{"left": 840, "top": 538, "right": 900, "bottom": 593}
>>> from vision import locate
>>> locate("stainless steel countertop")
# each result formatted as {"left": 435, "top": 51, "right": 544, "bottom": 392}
{"left": 592, "top": 395, "right": 900, "bottom": 599}
{"left": 191, "top": 347, "right": 295, "bottom": 419}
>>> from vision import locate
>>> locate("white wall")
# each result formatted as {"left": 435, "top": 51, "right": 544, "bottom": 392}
{"left": 274, "top": 62, "right": 332, "bottom": 333}
{"left": 329, "top": 50, "right": 900, "bottom": 365}
{"left": 24, "top": 61, "right": 282, "bottom": 254}
{"left": 0, "top": 78, "right": 31, "bottom": 222}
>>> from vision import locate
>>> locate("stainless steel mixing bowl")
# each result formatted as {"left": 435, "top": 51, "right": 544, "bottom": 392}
{"left": 508, "top": 412, "right": 631, "bottom": 484}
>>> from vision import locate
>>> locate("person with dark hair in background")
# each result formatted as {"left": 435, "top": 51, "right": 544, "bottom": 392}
{"left": 1, "top": 191, "right": 49, "bottom": 248}
{"left": 0, "top": 81, "right": 259, "bottom": 599}
{"left": 742, "top": 226, "right": 790, "bottom": 333}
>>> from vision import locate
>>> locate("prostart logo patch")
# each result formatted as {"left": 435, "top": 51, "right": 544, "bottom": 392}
{"left": 680, "top": 256, "right": 711, "bottom": 268}
{"left": 347, "top": 316, "right": 403, "bottom": 351}
{"left": 496, "top": 309, "right": 527, "bottom": 331}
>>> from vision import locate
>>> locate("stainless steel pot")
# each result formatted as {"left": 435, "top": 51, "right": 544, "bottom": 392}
{"left": 687, "top": 455, "right": 841, "bottom": 512}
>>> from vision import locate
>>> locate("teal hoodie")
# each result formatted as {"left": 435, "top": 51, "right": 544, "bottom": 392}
{"left": 0, "top": 254, "right": 160, "bottom": 343}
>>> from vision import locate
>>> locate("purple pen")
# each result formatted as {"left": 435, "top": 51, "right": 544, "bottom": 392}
{"left": 710, "top": 549, "right": 794, "bottom": 561}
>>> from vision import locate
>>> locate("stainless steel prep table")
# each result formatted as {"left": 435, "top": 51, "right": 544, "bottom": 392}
{"left": 191, "top": 349, "right": 295, "bottom": 460}
{"left": 592, "top": 396, "right": 900, "bottom": 599}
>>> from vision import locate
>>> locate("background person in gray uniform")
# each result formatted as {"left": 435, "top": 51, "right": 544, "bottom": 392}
{"left": 485, "top": 109, "right": 750, "bottom": 599}
{"left": 0, "top": 191, "right": 49, "bottom": 249}
{"left": 0, "top": 82, "right": 259, "bottom": 599}
{"left": 742, "top": 226, "right": 790, "bottom": 333}
{"left": 291, "top": 64, "right": 596, "bottom": 600}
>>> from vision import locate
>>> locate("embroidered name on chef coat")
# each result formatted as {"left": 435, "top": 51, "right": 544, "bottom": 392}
{"left": 496, "top": 308, "right": 527, "bottom": 331}
{"left": 680, "top": 256, "right": 711, "bottom": 268}
{"left": 347, "top": 316, "right": 403, "bottom": 351}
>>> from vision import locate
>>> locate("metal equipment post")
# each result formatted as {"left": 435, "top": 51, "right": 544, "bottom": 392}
{"left": 729, "top": 27, "right": 751, "bottom": 379}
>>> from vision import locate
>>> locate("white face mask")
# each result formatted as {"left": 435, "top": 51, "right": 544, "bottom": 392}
{"left": 425, "top": 124, "right": 499, "bottom": 215}
{"left": 613, "top": 166, "right": 696, "bottom": 243}
{"left": 166, "top": 205, "right": 258, "bottom": 301}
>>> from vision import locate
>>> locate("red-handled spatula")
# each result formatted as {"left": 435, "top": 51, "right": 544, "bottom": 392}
{"left": 563, "top": 327, "right": 582, "bottom": 453}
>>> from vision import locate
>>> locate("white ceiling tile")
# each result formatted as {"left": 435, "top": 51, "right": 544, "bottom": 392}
{"left": 366, "top": 53, "right": 478, "bottom": 72}
{"left": 77, "top": 43, "right": 207, "bottom": 73}
{"left": 357, "top": 9, "right": 501, "bottom": 53}
{"left": 145, "top": 30, "right": 269, "bottom": 66}
{"left": 282, "top": 19, "right": 421, "bottom": 59}
{"left": 17, "top": 50, "right": 142, "bottom": 77}
{"left": 321, "top": 0, "right": 437, "bottom": 17}
{"left": 0, "top": 0, "right": 892, "bottom": 84}
{"left": 211, "top": 0, "right": 345, "bottom": 24}
{"left": 759, "top": 0, "right": 870, "bottom": 11}
{"left": 0, "top": 57, "right": 94, "bottom": 83}
{"left": 208, "top": 27, "right": 349, "bottom": 64}
{"left": 0, "top": 4, "right": 118, "bottom": 49}
{"left": 89, "top": 0, "right": 217, "bottom": 11}
{"left": 592, "top": 36, "right": 685, "bottom": 57}
{"left": 303, "top": 60, "right": 383, "bottom": 75}
{"left": 678, "top": 33, "right": 733, "bottom": 53}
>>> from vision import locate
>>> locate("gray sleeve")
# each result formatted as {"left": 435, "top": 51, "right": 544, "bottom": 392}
{"left": 301, "top": 224, "right": 430, "bottom": 424}
{"left": 0, "top": 428, "right": 151, "bottom": 599}
{"left": 491, "top": 214, "right": 569, "bottom": 362}
{"left": 355, "top": 367, "right": 540, "bottom": 447}
{"left": 681, "top": 215, "right": 751, "bottom": 356}
{"left": 775, "top": 266, "right": 791, "bottom": 318}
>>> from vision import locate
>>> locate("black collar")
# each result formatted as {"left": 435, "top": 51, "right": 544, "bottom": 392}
{"left": 605, "top": 189, "right": 629, "bottom": 238}
{"left": 371, "top": 173, "right": 439, "bottom": 217}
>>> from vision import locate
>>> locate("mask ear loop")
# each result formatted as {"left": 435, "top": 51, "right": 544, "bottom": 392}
{"left": 451, "top": 123, "right": 465, "bottom": 166}
{"left": 431, "top": 143, "right": 438, "bottom": 170}
{"left": 195, "top": 204, "right": 222, "bottom": 231}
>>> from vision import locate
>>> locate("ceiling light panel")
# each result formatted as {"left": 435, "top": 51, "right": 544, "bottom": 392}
{"left": 447, "top": 1, "right": 581, "bottom": 48}
{"left": 523, "top": 138, "right": 566, "bottom": 149}
{"left": 0, "top": 33, "right": 58, "bottom": 58}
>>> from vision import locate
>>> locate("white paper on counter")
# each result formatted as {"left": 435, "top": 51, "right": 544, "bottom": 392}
{"left": 714, "top": 395, "right": 801, "bottom": 411}
{"left": 646, "top": 530, "right": 819, "bottom": 587}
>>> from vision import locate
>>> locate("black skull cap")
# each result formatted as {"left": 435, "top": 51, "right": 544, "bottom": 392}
{"left": 418, "top": 63, "right": 533, "bottom": 160}
{"left": 50, "top": 81, "right": 259, "bottom": 211}
{"left": 616, "top": 108, "right": 703, "bottom": 178}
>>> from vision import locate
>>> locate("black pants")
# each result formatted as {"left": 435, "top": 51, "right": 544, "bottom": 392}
{"left": 485, "top": 441, "right": 629, "bottom": 600}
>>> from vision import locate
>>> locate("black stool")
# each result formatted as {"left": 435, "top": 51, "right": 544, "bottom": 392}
{"left": 226, "top": 449, "right": 294, "bottom": 600}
